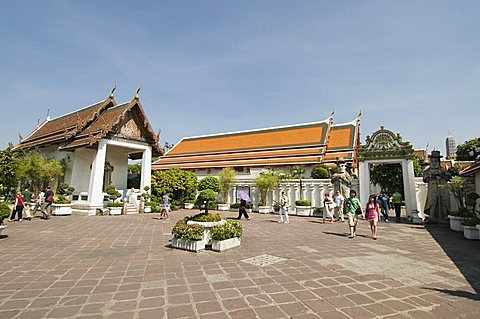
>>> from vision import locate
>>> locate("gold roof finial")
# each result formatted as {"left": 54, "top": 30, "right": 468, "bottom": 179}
{"left": 109, "top": 81, "right": 116, "bottom": 99}
{"left": 135, "top": 83, "right": 141, "bottom": 100}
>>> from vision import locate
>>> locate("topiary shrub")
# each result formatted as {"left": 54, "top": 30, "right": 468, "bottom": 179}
{"left": 311, "top": 164, "right": 331, "bottom": 179}
{"left": 0, "top": 202, "right": 11, "bottom": 225}
{"left": 106, "top": 185, "right": 122, "bottom": 202}
{"left": 57, "top": 183, "right": 75, "bottom": 196}
{"left": 172, "top": 218, "right": 204, "bottom": 241}
{"left": 107, "top": 202, "right": 124, "bottom": 208}
{"left": 54, "top": 196, "right": 71, "bottom": 204}
{"left": 273, "top": 203, "right": 280, "bottom": 212}
{"left": 295, "top": 200, "right": 311, "bottom": 206}
{"left": 189, "top": 212, "right": 222, "bottom": 223}
{"left": 146, "top": 201, "right": 160, "bottom": 212}
{"left": 195, "top": 189, "right": 217, "bottom": 207}
{"left": 230, "top": 203, "right": 240, "bottom": 209}
{"left": 464, "top": 216, "right": 480, "bottom": 227}
{"left": 466, "top": 193, "right": 480, "bottom": 208}
{"left": 210, "top": 220, "right": 243, "bottom": 241}
{"left": 198, "top": 176, "right": 220, "bottom": 192}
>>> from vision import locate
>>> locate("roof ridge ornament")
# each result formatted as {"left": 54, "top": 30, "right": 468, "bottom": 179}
{"left": 357, "top": 109, "right": 362, "bottom": 118}
{"left": 134, "top": 83, "right": 141, "bottom": 100}
{"left": 109, "top": 81, "right": 116, "bottom": 99}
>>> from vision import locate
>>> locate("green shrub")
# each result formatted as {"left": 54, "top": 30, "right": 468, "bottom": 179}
{"left": 451, "top": 207, "right": 471, "bottom": 217}
{"left": 313, "top": 207, "right": 324, "bottom": 214}
{"left": 295, "top": 200, "right": 311, "bottom": 206}
{"left": 172, "top": 218, "right": 204, "bottom": 241}
{"left": 57, "top": 183, "right": 75, "bottom": 196}
{"left": 198, "top": 176, "right": 220, "bottom": 192}
{"left": 53, "top": 195, "right": 71, "bottom": 204}
{"left": 273, "top": 203, "right": 280, "bottom": 212}
{"left": 195, "top": 189, "right": 217, "bottom": 206}
{"left": 0, "top": 202, "right": 11, "bottom": 225}
{"left": 311, "top": 164, "right": 331, "bottom": 179}
{"left": 230, "top": 203, "right": 240, "bottom": 209}
{"left": 190, "top": 213, "right": 222, "bottom": 222}
{"left": 466, "top": 192, "right": 480, "bottom": 207}
{"left": 106, "top": 185, "right": 121, "bottom": 202}
{"left": 464, "top": 216, "right": 480, "bottom": 227}
{"left": 210, "top": 220, "right": 243, "bottom": 241}
{"left": 107, "top": 202, "right": 124, "bottom": 208}
{"left": 146, "top": 201, "right": 160, "bottom": 212}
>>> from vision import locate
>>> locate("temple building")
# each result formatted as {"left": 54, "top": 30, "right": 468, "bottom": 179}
{"left": 14, "top": 89, "right": 161, "bottom": 215}
{"left": 153, "top": 114, "right": 360, "bottom": 179}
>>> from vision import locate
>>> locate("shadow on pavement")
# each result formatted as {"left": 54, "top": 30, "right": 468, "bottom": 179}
{"left": 425, "top": 224, "right": 480, "bottom": 301}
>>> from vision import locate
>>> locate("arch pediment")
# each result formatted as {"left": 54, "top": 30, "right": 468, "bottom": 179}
{"left": 358, "top": 126, "right": 414, "bottom": 160}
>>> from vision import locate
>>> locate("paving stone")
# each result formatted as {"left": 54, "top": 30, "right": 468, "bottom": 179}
{"left": 46, "top": 306, "right": 81, "bottom": 318}
{"left": 195, "top": 300, "right": 223, "bottom": 314}
{"left": 254, "top": 305, "right": 288, "bottom": 319}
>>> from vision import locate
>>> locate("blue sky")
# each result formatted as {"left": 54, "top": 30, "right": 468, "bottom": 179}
{"left": 1, "top": 0, "right": 479, "bottom": 154}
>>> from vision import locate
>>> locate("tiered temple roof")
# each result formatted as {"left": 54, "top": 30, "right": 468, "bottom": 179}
{"left": 14, "top": 92, "right": 161, "bottom": 156}
{"left": 153, "top": 115, "right": 360, "bottom": 170}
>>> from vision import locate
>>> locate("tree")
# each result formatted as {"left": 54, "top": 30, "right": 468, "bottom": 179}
{"left": 311, "top": 164, "right": 331, "bottom": 179}
{"left": 456, "top": 137, "right": 480, "bottom": 161}
{"left": 15, "top": 151, "right": 64, "bottom": 194}
{"left": 0, "top": 146, "right": 18, "bottom": 196}
{"left": 198, "top": 176, "right": 220, "bottom": 192}
{"left": 218, "top": 167, "right": 236, "bottom": 203}
{"left": 151, "top": 168, "right": 198, "bottom": 204}
{"left": 370, "top": 163, "right": 403, "bottom": 194}
{"left": 289, "top": 165, "right": 305, "bottom": 199}
{"left": 254, "top": 169, "right": 283, "bottom": 206}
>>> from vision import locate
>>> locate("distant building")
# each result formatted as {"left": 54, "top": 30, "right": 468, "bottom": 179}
{"left": 446, "top": 133, "right": 456, "bottom": 159}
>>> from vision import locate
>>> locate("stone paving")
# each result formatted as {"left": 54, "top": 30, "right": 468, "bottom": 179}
{"left": 0, "top": 209, "right": 479, "bottom": 319}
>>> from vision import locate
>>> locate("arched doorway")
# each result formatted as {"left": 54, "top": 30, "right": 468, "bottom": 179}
{"left": 357, "top": 126, "right": 423, "bottom": 223}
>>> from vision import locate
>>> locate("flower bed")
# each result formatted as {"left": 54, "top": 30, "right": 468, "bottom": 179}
{"left": 210, "top": 220, "right": 243, "bottom": 252}
{"left": 170, "top": 218, "right": 206, "bottom": 252}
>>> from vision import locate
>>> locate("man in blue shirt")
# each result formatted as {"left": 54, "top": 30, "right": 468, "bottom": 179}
{"left": 380, "top": 192, "right": 389, "bottom": 222}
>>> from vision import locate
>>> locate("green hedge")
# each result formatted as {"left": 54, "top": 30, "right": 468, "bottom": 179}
{"left": 171, "top": 218, "right": 204, "bottom": 241}
{"left": 0, "top": 202, "right": 11, "bottom": 224}
{"left": 295, "top": 200, "right": 311, "bottom": 206}
{"left": 190, "top": 213, "right": 222, "bottom": 222}
{"left": 210, "top": 220, "right": 243, "bottom": 241}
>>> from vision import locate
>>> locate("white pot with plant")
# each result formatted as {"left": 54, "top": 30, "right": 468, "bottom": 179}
{"left": 254, "top": 170, "right": 283, "bottom": 214}
{"left": 218, "top": 167, "right": 236, "bottom": 211}
{"left": 52, "top": 183, "right": 75, "bottom": 215}
{"left": 295, "top": 200, "right": 312, "bottom": 216}
{"left": 0, "top": 202, "right": 11, "bottom": 237}
{"left": 106, "top": 185, "right": 123, "bottom": 215}
{"left": 210, "top": 220, "right": 243, "bottom": 252}
{"left": 142, "top": 186, "right": 151, "bottom": 213}
{"left": 170, "top": 218, "right": 206, "bottom": 252}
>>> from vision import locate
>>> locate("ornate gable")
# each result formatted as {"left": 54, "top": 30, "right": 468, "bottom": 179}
{"left": 358, "top": 126, "right": 414, "bottom": 160}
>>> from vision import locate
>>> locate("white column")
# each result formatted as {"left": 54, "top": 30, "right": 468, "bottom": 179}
{"left": 88, "top": 139, "right": 107, "bottom": 206}
{"left": 140, "top": 147, "right": 152, "bottom": 192}
{"left": 358, "top": 161, "right": 370, "bottom": 208}
{"left": 312, "top": 184, "right": 319, "bottom": 208}
{"left": 319, "top": 184, "right": 326, "bottom": 207}
{"left": 403, "top": 159, "right": 418, "bottom": 219}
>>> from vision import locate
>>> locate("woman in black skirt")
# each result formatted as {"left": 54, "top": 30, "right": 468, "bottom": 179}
{"left": 237, "top": 199, "right": 250, "bottom": 220}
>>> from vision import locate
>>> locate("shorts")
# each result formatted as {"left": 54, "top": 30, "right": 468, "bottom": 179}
{"left": 347, "top": 214, "right": 358, "bottom": 227}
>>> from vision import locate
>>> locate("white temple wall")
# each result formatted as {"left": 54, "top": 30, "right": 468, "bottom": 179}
{"left": 69, "top": 148, "right": 96, "bottom": 193}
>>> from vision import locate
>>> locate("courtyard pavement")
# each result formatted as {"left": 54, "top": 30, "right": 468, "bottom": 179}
{"left": 0, "top": 209, "right": 479, "bottom": 319}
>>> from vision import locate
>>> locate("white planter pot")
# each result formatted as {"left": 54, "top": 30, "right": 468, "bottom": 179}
{"left": 0, "top": 225, "right": 6, "bottom": 236}
{"left": 52, "top": 204, "right": 73, "bottom": 216}
{"left": 184, "top": 203, "right": 194, "bottom": 209}
{"left": 144, "top": 206, "right": 152, "bottom": 213}
{"left": 448, "top": 215, "right": 464, "bottom": 232}
{"left": 217, "top": 204, "right": 230, "bottom": 211}
{"left": 296, "top": 206, "right": 312, "bottom": 216}
{"left": 258, "top": 206, "right": 271, "bottom": 214}
{"left": 171, "top": 238, "right": 206, "bottom": 252}
{"left": 211, "top": 237, "right": 241, "bottom": 252}
{"left": 187, "top": 219, "right": 226, "bottom": 243}
{"left": 109, "top": 207, "right": 122, "bottom": 215}
{"left": 463, "top": 225, "right": 480, "bottom": 240}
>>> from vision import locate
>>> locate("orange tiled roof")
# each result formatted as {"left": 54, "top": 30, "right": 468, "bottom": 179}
{"left": 154, "top": 117, "right": 359, "bottom": 170}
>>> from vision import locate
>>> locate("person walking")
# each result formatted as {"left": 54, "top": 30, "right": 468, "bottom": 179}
{"left": 41, "top": 186, "right": 54, "bottom": 220}
{"left": 323, "top": 193, "right": 335, "bottom": 223}
{"left": 366, "top": 195, "right": 380, "bottom": 240}
{"left": 8, "top": 191, "right": 25, "bottom": 222}
{"left": 22, "top": 187, "right": 33, "bottom": 221}
{"left": 379, "top": 192, "right": 389, "bottom": 222}
{"left": 236, "top": 199, "right": 250, "bottom": 220}
{"left": 392, "top": 191, "right": 403, "bottom": 222}
{"left": 33, "top": 190, "right": 45, "bottom": 218}
{"left": 333, "top": 190, "right": 345, "bottom": 222}
{"left": 345, "top": 190, "right": 362, "bottom": 239}
{"left": 279, "top": 191, "right": 290, "bottom": 223}
{"left": 159, "top": 194, "right": 170, "bottom": 220}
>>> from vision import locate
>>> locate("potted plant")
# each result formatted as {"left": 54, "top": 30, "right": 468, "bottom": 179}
{"left": 0, "top": 202, "right": 11, "bottom": 237}
{"left": 142, "top": 186, "right": 151, "bottom": 213}
{"left": 210, "top": 220, "right": 243, "bottom": 252}
{"left": 217, "top": 167, "right": 236, "bottom": 211}
{"left": 254, "top": 170, "right": 282, "bottom": 214}
{"left": 106, "top": 185, "right": 123, "bottom": 215}
{"left": 187, "top": 212, "right": 225, "bottom": 243}
{"left": 195, "top": 189, "right": 217, "bottom": 211}
{"left": 52, "top": 183, "right": 75, "bottom": 216}
{"left": 170, "top": 218, "right": 206, "bottom": 252}
{"left": 146, "top": 201, "right": 159, "bottom": 213}
{"left": 463, "top": 216, "right": 480, "bottom": 240}
{"left": 295, "top": 199, "right": 312, "bottom": 216}
{"left": 448, "top": 207, "right": 469, "bottom": 232}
